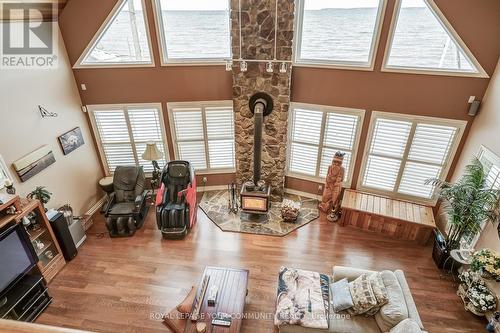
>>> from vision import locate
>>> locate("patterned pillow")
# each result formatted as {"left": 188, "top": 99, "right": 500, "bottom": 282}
{"left": 368, "top": 272, "right": 389, "bottom": 305}
{"left": 347, "top": 274, "right": 378, "bottom": 316}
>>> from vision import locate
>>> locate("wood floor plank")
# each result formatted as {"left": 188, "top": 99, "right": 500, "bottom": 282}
{"left": 35, "top": 199, "right": 483, "bottom": 333}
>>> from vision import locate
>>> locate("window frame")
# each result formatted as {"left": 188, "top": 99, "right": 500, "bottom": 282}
{"left": 293, "top": 0, "right": 388, "bottom": 71}
{"left": 0, "top": 154, "right": 13, "bottom": 190}
{"left": 357, "top": 111, "right": 467, "bottom": 205}
{"left": 87, "top": 103, "right": 170, "bottom": 175}
{"left": 152, "top": 0, "right": 232, "bottom": 66}
{"left": 286, "top": 102, "right": 365, "bottom": 187}
{"left": 381, "top": 0, "right": 488, "bottom": 78}
{"left": 74, "top": 0, "right": 156, "bottom": 69}
{"left": 478, "top": 145, "right": 500, "bottom": 190}
{"left": 167, "top": 100, "right": 235, "bottom": 174}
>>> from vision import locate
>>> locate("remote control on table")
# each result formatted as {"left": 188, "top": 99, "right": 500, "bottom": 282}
{"left": 211, "top": 313, "right": 232, "bottom": 327}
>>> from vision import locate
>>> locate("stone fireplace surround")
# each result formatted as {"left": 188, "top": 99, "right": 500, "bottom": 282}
{"left": 231, "top": 0, "right": 295, "bottom": 201}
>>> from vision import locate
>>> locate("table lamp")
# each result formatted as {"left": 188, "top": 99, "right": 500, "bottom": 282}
{"left": 142, "top": 142, "right": 163, "bottom": 189}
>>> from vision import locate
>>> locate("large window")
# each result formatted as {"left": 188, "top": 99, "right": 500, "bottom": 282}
{"left": 287, "top": 103, "right": 365, "bottom": 186}
{"left": 294, "top": 0, "right": 386, "bottom": 69}
{"left": 478, "top": 146, "right": 500, "bottom": 191}
{"left": 168, "top": 101, "right": 235, "bottom": 173}
{"left": 88, "top": 104, "right": 168, "bottom": 174}
{"left": 0, "top": 155, "right": 12, "bottom": 190}
{"left": 383, "top": 0, "right": 487, "bottom": 77}
{"left": 75, "top": 0, "right": 153, "bottom": 67}
{"left": 359, "top": 112, "right": 466, "bottom": 202}
{"left": 154, "top": 0, "right": 231, "bottom": 64}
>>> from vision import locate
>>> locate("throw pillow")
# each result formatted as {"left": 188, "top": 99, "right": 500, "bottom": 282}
{"left": 389, "top": 318, "right": 422, "bottom": 333}
{"left": 176, "top": 286, "right": 197, "bottom": 314}
{"left": 369, "top": 272, "right": 388, "bottom": 305}
{"left": 375, "top": 271, "right": 409, "bottom": 332}
{"left": 330, "top": 278, "right": 354, "bottom": 313}
{"left": 347, "top": 274, "right": 378, "bottom": 316}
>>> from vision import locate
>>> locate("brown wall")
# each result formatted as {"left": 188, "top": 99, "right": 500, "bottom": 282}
{"left": 58, "top": 0, "right": 500, "bottom": 198}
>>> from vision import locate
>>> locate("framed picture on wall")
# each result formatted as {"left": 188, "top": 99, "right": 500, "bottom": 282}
{"left": 58, "top": 127, "right": 85, "bottom": 155}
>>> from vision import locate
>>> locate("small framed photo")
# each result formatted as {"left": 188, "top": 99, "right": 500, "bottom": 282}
{"left": 58, "top": 127, "right": 85, "bottom": 155}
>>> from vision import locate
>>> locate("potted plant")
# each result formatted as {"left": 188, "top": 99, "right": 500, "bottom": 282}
{"left": 426, "top": 158, "right": 500, "bottom": 268}
{"left": 27, "top": 186, "right": 52, "bottom": 210}
{"left": 470, "top": 248, "right": 500, "bottom": 281}
{"left": 457, "top": 270, "right": 497, "bottom": 315}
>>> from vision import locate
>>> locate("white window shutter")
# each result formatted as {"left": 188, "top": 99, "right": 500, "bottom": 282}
{"left": 363, "top": 155, "right": 402, "bottom": 191}
{"left": 408, "top": 124, "right": 456, "bottom": 165}
{"left": 94, "top": 110, "right": 135, "bottom": 173}
{"left": 205, "top": 107, "right": 235, "bottom": 169}
{"left": 172, "top": 108, "right": 206, "bottom": 169}
{"left": 129, "top": 108, "right": 167, "bottom": 172}
{"left": 370, "top": 119, "right": 412, "bottom": 158}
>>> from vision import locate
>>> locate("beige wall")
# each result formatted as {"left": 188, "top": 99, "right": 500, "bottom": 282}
{"left": 451, "top": 58, "right": 500, "bottom": 252}
{"left": 0, "top": 23, "right": 103, "bottom": 215}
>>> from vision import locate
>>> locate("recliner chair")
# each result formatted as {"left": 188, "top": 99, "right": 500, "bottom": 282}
{"left": 155, "top": 160, "right": 197, "bottom": 239}
{"left": 104, "top": 166, "right": 149, "bottom": 237}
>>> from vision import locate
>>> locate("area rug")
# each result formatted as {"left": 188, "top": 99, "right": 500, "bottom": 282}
{"left": 199, "top": 190, "right": 319, "bottom": 236}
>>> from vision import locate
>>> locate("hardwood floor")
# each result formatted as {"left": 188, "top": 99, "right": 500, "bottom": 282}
{"left": 36, "top": 202, "right": 484, "bottom": 333}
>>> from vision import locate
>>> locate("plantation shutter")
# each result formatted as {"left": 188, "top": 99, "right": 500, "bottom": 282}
{"left": 363, "top": 119, "right": 412, "bottom": 191}
{"left": 398, "top": 124, "right": 457, "bottom": 198}
{"left": 128, "top": 108, "right": 167, "bottom": 172}
{"left": 171, "top": 108, "right": 207, "bottom": 170}
{"left": 205, "top": 107, "right": 235, "bottom": 169}
{"left": 289, "top": 108, "right": 323, "bottom": 176}
{"left": 94, "top": 110, "right": 135, "bottom": 173}
{"left": 319, "top": 113, "right": 359, "bottom": 179}
{"left": 93, "top": 106, "right": 167, "bottom": 174}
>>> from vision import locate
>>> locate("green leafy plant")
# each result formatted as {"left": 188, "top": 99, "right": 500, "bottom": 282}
{"left": 27, "top": 186, "right": 52, "bottom": 205}
{"left": 426, "top": 158, "right": 500, "bottom": 251}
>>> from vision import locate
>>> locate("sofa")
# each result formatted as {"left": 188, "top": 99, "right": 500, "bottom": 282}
{"left": 278, "top": 266, "right": 426, "bottom": 333}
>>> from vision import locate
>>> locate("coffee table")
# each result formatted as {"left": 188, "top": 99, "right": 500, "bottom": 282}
{"left": 184, "top": 266, "right": 249, "bottom": 333}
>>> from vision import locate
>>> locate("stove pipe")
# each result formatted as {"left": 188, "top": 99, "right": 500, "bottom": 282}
{"left": 249, "top": 92, "right": 274, "bottom": 186}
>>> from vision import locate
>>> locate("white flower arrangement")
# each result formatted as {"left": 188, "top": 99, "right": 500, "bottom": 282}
{"left": 458, "top": 270, "right": 497, "bottom": 313}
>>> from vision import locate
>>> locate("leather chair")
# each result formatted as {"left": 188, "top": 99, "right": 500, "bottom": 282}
{"left": 104, "top": 166, "right": 149, "bottom": 237}
{"left": 156, "top": 161, "right": 197, "bottom": 239}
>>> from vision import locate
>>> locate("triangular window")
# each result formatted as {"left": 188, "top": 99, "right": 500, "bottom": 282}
{"left": 75, "top": 0, "right": 153, "bottom": 67}
{"left": 384, "top": 0, "right": 487, "bottom": 77}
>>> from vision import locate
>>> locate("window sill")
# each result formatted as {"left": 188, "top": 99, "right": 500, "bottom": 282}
{"left": 73, "top": 62, "right": 155, "bottom": 69}
{"left": 286, "top": 172, "right": 351, "bottom": 188}
{"left": 356, "top": 185, "right": 438, "bottom": 206}
{"left": 293, "top": 60, "right": 374, "bottom": 72}
{"left": 195, "top": 169, "right": 236, "bottom": 175}
{"left": 160, "top": 60, "right": 227, "bottom": 67}
{"left": 381, "top": 66, "right": 489, "bottom": 78}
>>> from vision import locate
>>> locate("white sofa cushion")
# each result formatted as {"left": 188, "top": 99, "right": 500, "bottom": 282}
{"left": 389, "top": 318, "right": 422, "bottom": 333}
{"left": 375, "top": 270, "right": 409, "bottom": 332}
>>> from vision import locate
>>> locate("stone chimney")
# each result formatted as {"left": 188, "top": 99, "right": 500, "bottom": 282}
{"left": 230, "top": 0, "right": 295, "bottom": 200}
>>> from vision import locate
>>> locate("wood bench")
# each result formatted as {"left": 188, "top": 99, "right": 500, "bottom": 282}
{"left": 340, "top": 189, "right": 436, "bottom": 245}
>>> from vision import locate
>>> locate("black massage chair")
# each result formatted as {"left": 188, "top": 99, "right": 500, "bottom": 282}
{"left": 155, "top": 160, "right": 197, "bottom": 239}
{"left": 104, "top": 166, "right": 149, "bottom": 237}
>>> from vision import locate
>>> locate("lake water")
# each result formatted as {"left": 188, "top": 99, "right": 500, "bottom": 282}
{"left": 91, "top": 8, "right": 472, "bottom": 71}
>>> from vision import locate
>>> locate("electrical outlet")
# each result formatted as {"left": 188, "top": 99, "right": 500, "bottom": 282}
{"left": 202, "top": 176, "right": 208, "bottom": 184}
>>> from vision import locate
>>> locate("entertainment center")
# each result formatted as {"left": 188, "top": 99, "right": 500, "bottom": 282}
{"left": 0, "top": 194, "right": 66, "bottom": 323}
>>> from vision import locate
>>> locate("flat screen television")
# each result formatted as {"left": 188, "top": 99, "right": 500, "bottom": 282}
{"left": 0, "top": 223, "right": 38, "bottom": 299}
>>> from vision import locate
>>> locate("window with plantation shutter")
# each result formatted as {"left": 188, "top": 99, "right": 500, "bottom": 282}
{"left": 89, "top": 104, "right": 168, "bottom": 174}
{"left": 287, "top": 103, "right": 365, "bottom": 186}
{"left": 360, "top": 112, "right": 466, "bottom": 202}
{"left": 478, "top": 146, "right": 500, "bottom": 191}
{"left": 168, "top": 101, "right": 235, "bottom": 173}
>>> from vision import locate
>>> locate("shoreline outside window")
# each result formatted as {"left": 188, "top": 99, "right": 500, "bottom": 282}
{"left": 153, "top": 0, "right": 231, "bottom": 65}
{"left": 294, "top": 0, "right": 387, "bottom": 70}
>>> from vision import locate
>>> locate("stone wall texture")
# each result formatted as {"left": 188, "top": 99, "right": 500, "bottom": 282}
{"left": 231, "top": 0, "right": 295, "bottom": 200}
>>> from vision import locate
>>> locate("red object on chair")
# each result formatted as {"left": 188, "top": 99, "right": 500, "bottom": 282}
{"left": 156, "top": 161, "right": 197, "bottom": 239}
